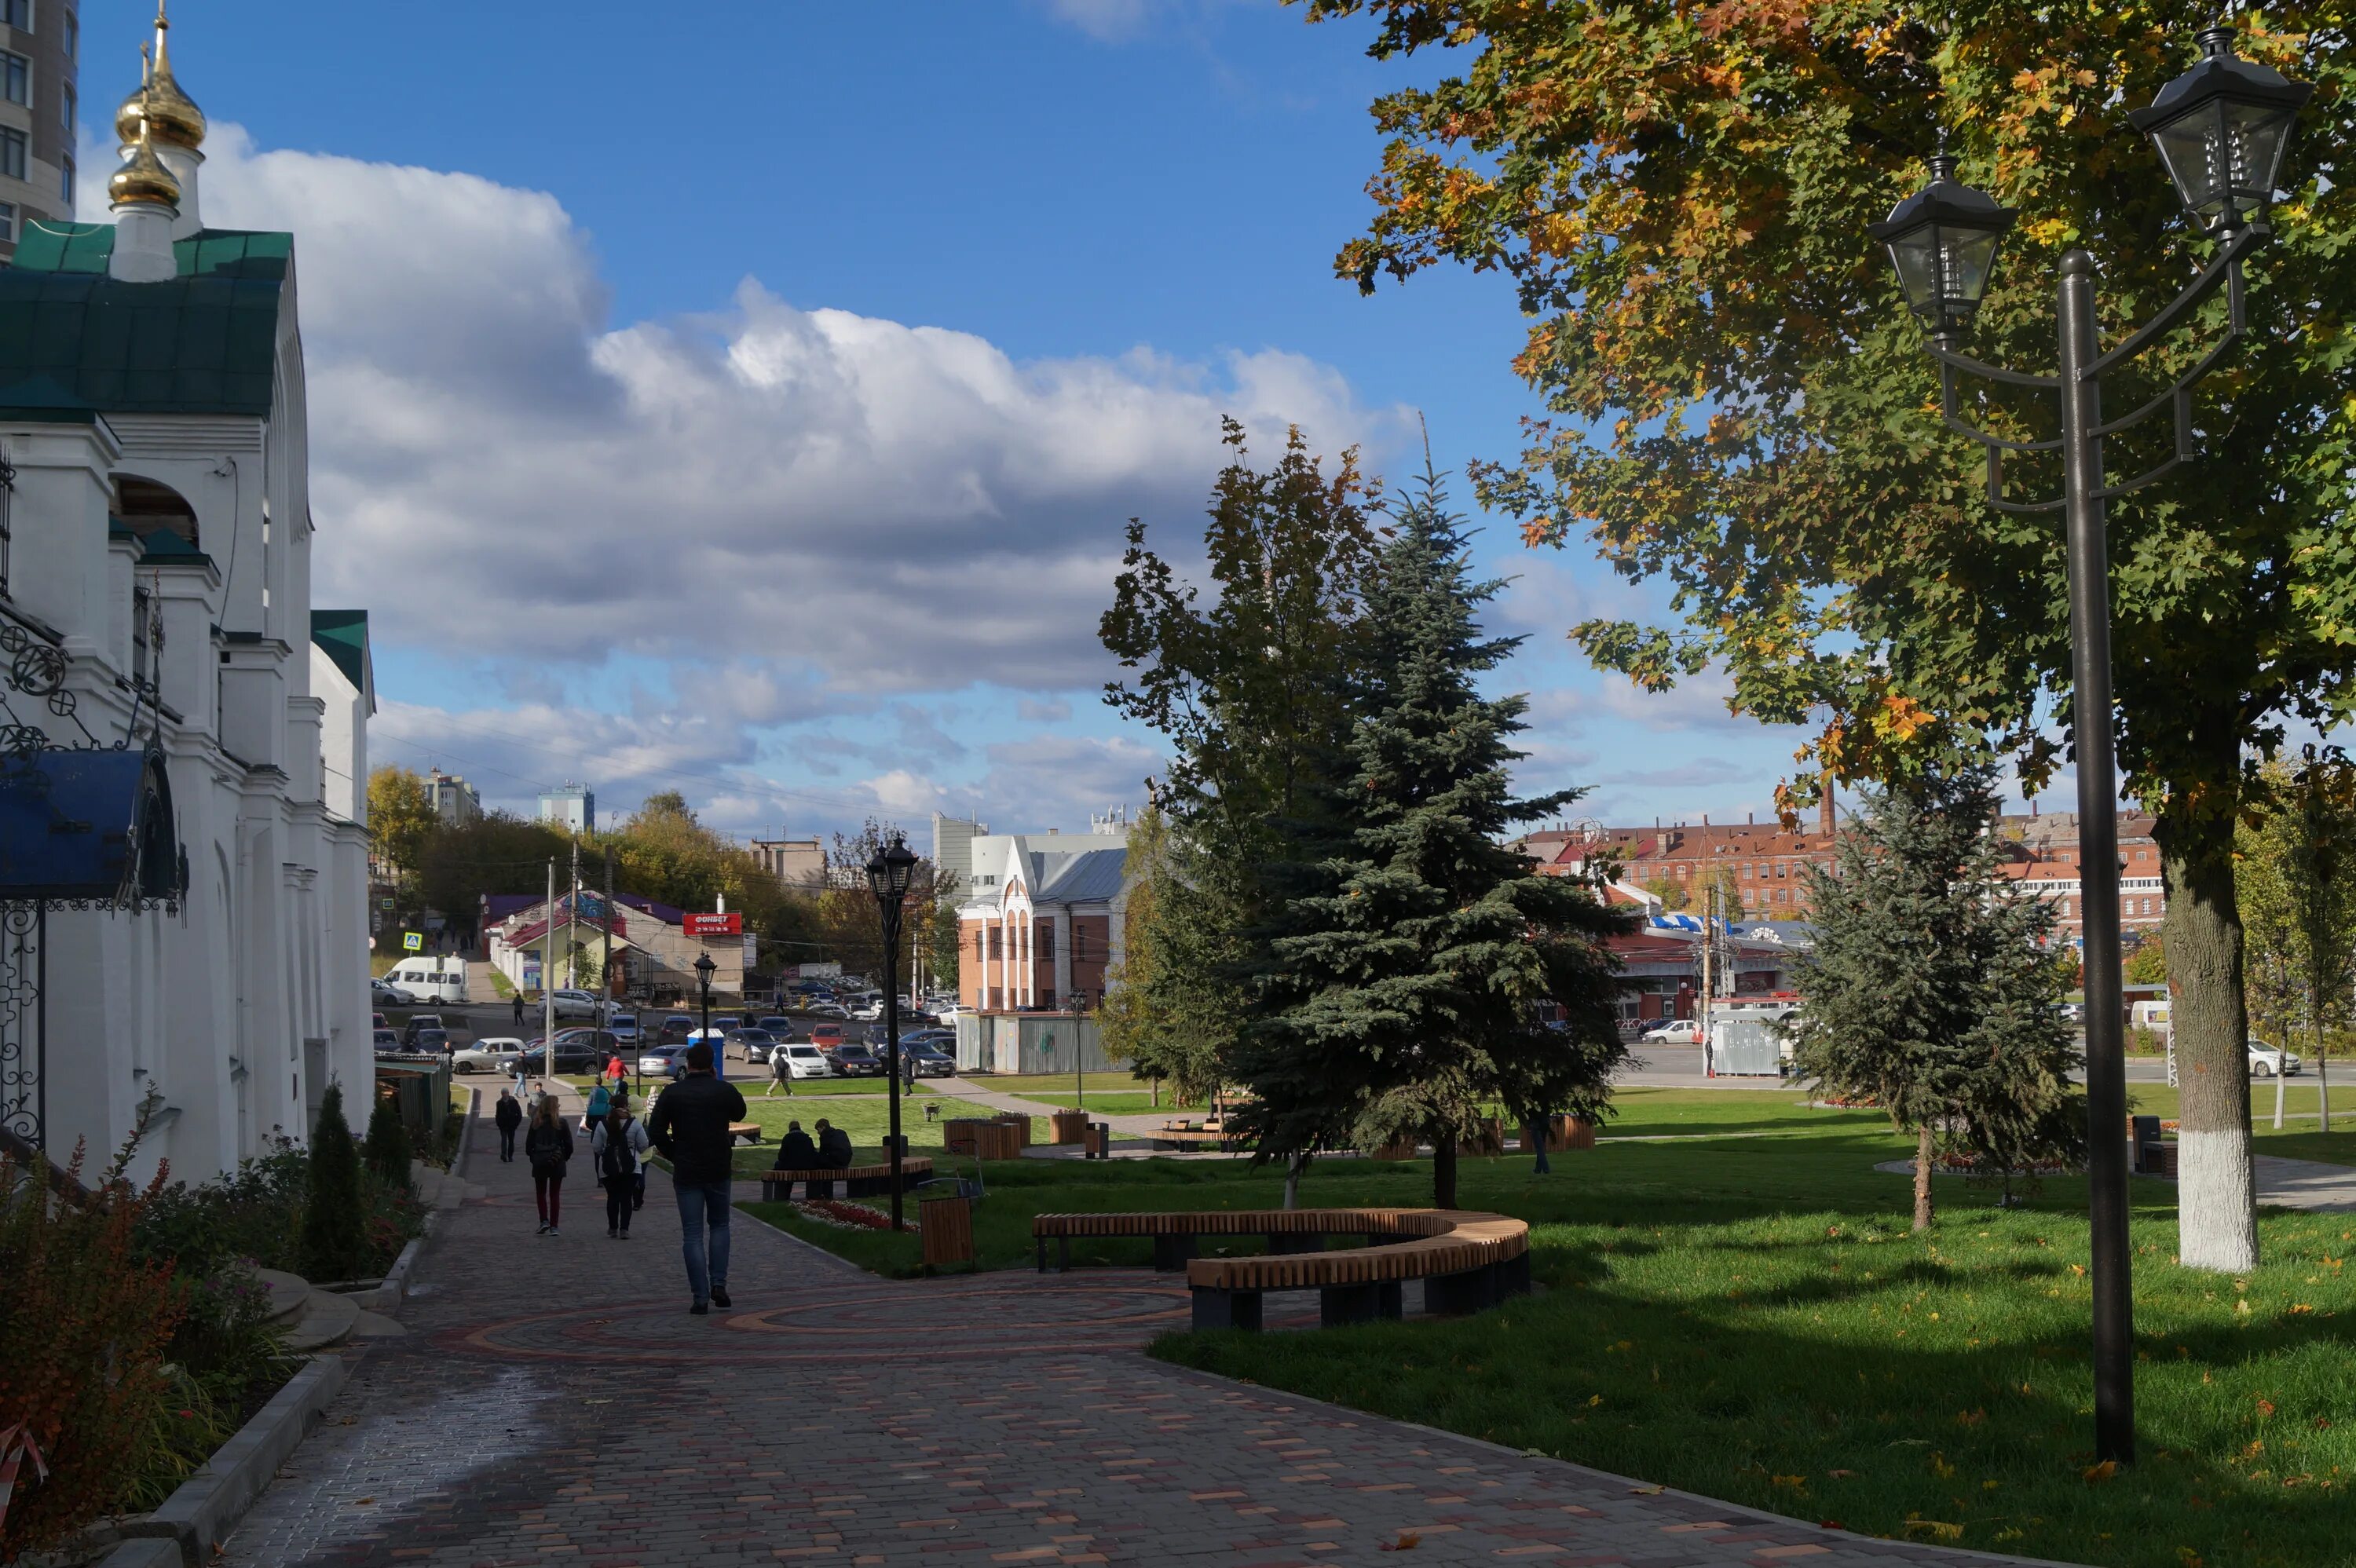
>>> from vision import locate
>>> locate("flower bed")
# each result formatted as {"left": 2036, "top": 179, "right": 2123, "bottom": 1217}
{"left": 791, "top": 1198, "right": 919, "bottom": 1233}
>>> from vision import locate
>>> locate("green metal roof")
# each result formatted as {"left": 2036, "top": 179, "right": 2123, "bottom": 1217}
{"left": 310, "top": 609, "right": 370, "bottom": 693}
{"left": 0, "top": 225, "right": 291, "bottom": 417}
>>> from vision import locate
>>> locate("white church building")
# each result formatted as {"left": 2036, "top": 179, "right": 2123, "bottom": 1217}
{"left": 0, "top": 9, "right": 374, "bottom": 1182}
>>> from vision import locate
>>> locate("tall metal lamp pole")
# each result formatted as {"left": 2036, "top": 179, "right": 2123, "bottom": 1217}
{"left": 1866, "top": 23, "right": 2310, "bottom": 1467}
{"left": 868, "top": 834, "right": 919, "bottom": 1232}
{"left": 694, "top": 952, "right": 715, "bottom": 1080}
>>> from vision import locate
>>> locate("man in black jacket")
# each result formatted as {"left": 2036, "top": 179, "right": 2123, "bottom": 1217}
{"left": 814, "top": 1119, "right": 854, "bottom": 1170}
{"left": 646, "top": 1040, "right": 747, "bottom": 1314}
{"left": 493, "top": 1089, "right": 523, "bottom": 1162}
{"left": 774, "top": 1122, "right": 819, "bottom": 1169}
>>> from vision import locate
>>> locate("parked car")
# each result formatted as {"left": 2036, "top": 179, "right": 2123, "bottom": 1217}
{"left": 2250, "top": 1040, "right": 2305, "bottom": 1077}
{"left": 899, "top": 1028, "right": 953, "bottom": 1048}
{"left": 548, "top": 988, "right": 602, "bottom": 1020}
{"left": 808, "top": 1023, "right": 845, "bottom": 1050}
{"left": 521, "top": 1036, "right": 600, "bottom": 1073}
{"left": 372, "top": 1011, "right": 390, "bottom": 1029}
{"left": 805, "top": 1002, "right": 851, "bottom": 1020}
{"left": 730, "top": 1028, "right": 781, "bottom": 1064}
{"left": 554, "top": 1029, "right": 623, "bottom": 1062}
{"left": 371, "top": 1028, "right": 401, "bottom": 1053}
{"left": 637, "top": 1043, "right": 694, "bottom": 1080}
{"left": 607, "top": 1011, "right": 639, "bottom": 1043}
{"left": 1638, "top": 1018, "right": 1705, "bottom": 1045}
{"left": 826, "top": 1042, "right": 884, "bottom": 1077}
{"left": 754, "top": 1014, "right": 795, "bottom": 1037}
{"left": 452, "top": 1038, "right": 524, "bottom": 1073}
{"left": 708, "top": 1014, "right": 744, "bottom": 1036}
{"left": 776, "top": 1043, "right": 835, "bottom": 1080}
{"left": 904, "top": 1042, "right": 957, "bottom": 1078}
{"left": 852, "top": 998, "right": 887, "bottom": 1021}
{"left": 409, "top": 1029, "right": 452, "bottom": 1055}
{"left": 658, "top": 1014, "right": 696, "bottom": 1044}
{"left": 401, "top": 1012, "right": 448, "bottom": 1045}
{"left": 371, "top": 976, "right": 415, "bottom": 1007}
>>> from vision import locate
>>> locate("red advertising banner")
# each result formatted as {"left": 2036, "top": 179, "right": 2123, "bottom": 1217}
{"left": 684, "top": 912, "right": 742, "bottom": 937}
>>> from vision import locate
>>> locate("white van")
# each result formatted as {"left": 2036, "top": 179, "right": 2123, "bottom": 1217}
{"left": 382, "top": 957, "right": 468, "bottom": 1004}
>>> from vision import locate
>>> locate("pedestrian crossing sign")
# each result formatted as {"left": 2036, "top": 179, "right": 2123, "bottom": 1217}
{"left": 402, "top": 931, "right": 423, "bottom": 952}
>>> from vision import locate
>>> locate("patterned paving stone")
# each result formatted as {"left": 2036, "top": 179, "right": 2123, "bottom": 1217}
{"left": 219, "top": 1112, "right": 2067, "bottom": 1568}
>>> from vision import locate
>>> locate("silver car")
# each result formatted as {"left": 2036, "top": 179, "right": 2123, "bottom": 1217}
{"left": 2248, "top": 1040, "right": 2304, "bottom": 1077}
{"left": 450, "top": 1037, "right": 524, "bottom": 1073}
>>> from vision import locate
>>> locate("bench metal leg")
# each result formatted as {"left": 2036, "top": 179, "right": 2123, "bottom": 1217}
{"left": 807, "top": 1177, "right": 836, "bottom": 1200}
{"left": 1152, "top": 1233, "right": 1197, "bottom": 1272}
{"left": 1058, "top": 1235, "right": 1070, "bottom": 1273}
{"left": 1500, "top": 1252, "right": 1531, "bottom": 1298}
{"left": 1036, "top": 1237, "right": 1047, "bottom": 1274}
{"left": 1191, "top": 1288, "right": 1264, "bottom": 1332}
{"left": 1319, "top": 1281, "right": 1399, "bottom": 1327}
{"left": 1267, "top": 1232, "right": 1323, "bottom": 1255}
{"left": 1426, "top": 1262, "right": 1499, "bottom": 1316}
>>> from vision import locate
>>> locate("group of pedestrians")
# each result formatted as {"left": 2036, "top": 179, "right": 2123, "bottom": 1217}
{"left": 490, "top": 1039, "right": 747, "bottom": 1315}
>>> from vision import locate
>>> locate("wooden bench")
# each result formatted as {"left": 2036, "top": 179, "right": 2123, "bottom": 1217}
{"left": 1031, "top": 1208, "right": 1530, "bottom": 1330}
{"left": 728, "top": 1121, "right": 763, "bottom": 1145}
{"left": 1148, "top": 1120, "right": 1243, "bottom": 1151}
{"left": 752, "top": 1157, "right": 935, "bottom": 1201}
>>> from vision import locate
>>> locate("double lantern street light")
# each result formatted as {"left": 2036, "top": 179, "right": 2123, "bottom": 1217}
{"left": 866, "top": 834, "right": 920, "bottom": 1232}
{"left": 1869, "top": 24, "right": 2311, "bottom": 1467}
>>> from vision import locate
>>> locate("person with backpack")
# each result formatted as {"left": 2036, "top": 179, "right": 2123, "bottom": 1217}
{"left": 766, "top": 1047, "right": 792, "bottom": 1098}
{"left": 493, "top": 1089, "right": 523, "bottom": 1162}
{"left": 524, "top": 1094, "right": 573, "bottom": 1236}
{"left": 646, "top": 1040, "right": 747, "bottom": 1314}
{"left": 594, "top": 1104, "right": 650, "bottom": 1239}
{"left": 584, "top": 1080, "right": 611, "bottom": 1135}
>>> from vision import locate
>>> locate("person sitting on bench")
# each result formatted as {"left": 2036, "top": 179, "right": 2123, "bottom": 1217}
{"left": 814, "top": 1118, "right": 854, "bottom": 1170}
{"left": 774, "top": 1121, "right": 818, "bottom": 1169}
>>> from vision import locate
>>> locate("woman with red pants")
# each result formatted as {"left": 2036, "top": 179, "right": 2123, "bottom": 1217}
{"left": 523, "top": 1093, "right": 574, "bottom": 1235}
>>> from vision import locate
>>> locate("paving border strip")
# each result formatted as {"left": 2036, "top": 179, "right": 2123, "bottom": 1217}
{"left": 1140, "top": 1351, "right": 2091, "bottom": 1568}
{"left": 115, "top": 1352, "right": 349, "bottom": 1567}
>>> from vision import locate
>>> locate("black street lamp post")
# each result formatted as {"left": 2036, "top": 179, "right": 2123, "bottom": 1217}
{"left": 867, "top": 834, "right": 920, "bottom": 1231}
{"left": 694, "top": 952, "right": 716, "bottom": 1077}
{"left": 1869, "top": 24, "right": 2310, "bottom": 1467}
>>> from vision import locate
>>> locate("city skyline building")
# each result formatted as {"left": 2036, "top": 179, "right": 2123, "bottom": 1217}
{"left": 0, "top": 0, "right": 79, "bottom": 260}
{"left": 536, "top": 780, "right": 594, "bottom": 834}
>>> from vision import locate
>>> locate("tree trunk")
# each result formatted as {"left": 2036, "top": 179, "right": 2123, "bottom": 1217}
{"left": 1434, "top": 1128, "right": 1459, "bottom": 1210}
{"left": 1282, "top": 1149, "right": 1310, "bottom": 1210}
{"left": 2274, "top": 1054, "right": 2287, "bottom": 1129}
{"left": 2160, "top": 805, "right": 2258, "bottom": 1272}
{"left": 2320, "top": 1033, "right": 2332, "bottom": 1133}
{"left": 1912, "top": 1124, "right": 1934, "bottom": 1232}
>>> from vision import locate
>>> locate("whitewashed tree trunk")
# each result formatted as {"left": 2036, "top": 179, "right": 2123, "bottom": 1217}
{"left": 2164, "top": 821, "right": 2259, "bottom": 1272}
{"left": 2274, "top": 1058, "right": 2288, "bottom": 1129}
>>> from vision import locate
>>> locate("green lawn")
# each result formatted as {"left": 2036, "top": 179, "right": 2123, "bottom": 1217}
{"left": 732, "top": 1095, "right": 2356, "bottom": 1567}
{"left": 975, "top": 1072, "right": 1209, "bottom": 1108}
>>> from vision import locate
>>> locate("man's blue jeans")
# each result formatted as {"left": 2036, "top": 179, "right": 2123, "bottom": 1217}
{"left": 674, "top": 1180, "right": 733, "bottom": 1305}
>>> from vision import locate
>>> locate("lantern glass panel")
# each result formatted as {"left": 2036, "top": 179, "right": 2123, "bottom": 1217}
{"left": 2152, "top": 107, "right": 2224, "bottom": 218}
{"left": 1943, "top": 228, "right": 2001, "bottom": 312}
{"left": 2223, "top": 97, "right": 2293, "bottom": 214}
{"left": 1886, "top": 228, "right": 1941, "bottom": 314}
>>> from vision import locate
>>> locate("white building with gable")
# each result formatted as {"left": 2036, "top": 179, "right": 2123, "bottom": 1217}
{"left": 0, "top": 9, "right": 372, "bottom": 1182}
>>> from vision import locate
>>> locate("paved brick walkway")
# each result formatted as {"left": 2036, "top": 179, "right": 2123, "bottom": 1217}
{"left": 221, "top": 1112, "right": 2057, "bottom": 1568}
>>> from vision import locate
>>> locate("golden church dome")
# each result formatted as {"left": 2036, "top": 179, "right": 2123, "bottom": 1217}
{"left": 113, "top": 6, "right": 205, "bottom": 151}
{"left": 110, "top": 119, "right": 181, "bottom": 210}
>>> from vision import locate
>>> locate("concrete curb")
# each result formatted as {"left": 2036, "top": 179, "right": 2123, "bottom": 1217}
{"left": 115, "top": 1353, "right": 349, "bottom": 1566}
{"left": 378, "top": 1235, "right": 425, "bottom": 1307}
{"left": 1141, "top": 1354, "right": 2089, "bottom": 1568}
{"left": 91, "top": 1537, "right": 181, "bottom": 1568}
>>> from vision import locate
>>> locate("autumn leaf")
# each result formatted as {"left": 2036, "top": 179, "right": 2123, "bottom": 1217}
{"left": 1378, "top": 1533, "right": 1422, "bottom": 1552}
{"left": 2083, "top": 1460, "right": 2119, "bottom": 1483}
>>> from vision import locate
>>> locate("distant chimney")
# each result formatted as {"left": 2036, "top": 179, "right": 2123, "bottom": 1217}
{"left": 1747, "top": 810, "right": 1755, "bottom": 825}
{"left": 1819, "top": 784, "right": 1835, "bottom": 838}
{"left": 1701, "top": 813, "right": 1709, "bottom": 827}
{"left": 2032, "top": 799, "right": 2040, "bottom": 817}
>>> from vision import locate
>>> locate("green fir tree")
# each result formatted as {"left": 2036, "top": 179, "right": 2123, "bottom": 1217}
{"left": 1235, "top": 465, "right": 1634, "bottom": 1208}
{"left": 1791, "top": 768, "right": 2083, "bottom": 1229}
{"left": 361, "top": 1092, "right": 413, "bottom": 1194}
{"left": 300, "top": 1082, "right": 369, "bottom": 1281}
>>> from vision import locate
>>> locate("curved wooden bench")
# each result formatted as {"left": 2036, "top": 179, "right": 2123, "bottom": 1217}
{"left": 728, "top": 1121, "right": 763, "bottom": 1145}
{"left": 1031, "top": 1208, "right": 1529, "bottom": 1330}
{"left": 752, "top": 1157, "right": 935, "bottom": 1201}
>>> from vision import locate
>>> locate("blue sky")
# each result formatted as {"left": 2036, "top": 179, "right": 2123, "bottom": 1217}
{"left": 86, "top": 0, "right": 1864, "bottom": 842}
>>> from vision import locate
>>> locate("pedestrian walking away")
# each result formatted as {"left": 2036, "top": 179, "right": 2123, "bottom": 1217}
{"left": 767, "top": 1047, "right": 792, "bottom": 1097}
{"left": 512, "top": 992, "right": 525, "bottom": 1026}
{"left": 593, "top": 1103, "right": 650, "bottom": 1238}
{"left": 493, "top": 1088, "right": 523, "bottom": 1162}
{"left": 583, "top": 1080, "right": 611, "bottom": 1134}
{"left": 523, "top": 1093, "right": 573, "bottom": 1235}
{"left": 646, "top": 1040, "right": 747, "bottom": 1314}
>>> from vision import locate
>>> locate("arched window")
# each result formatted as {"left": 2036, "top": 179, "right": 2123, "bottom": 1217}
{"left": 115, "top": 474, "right": 201, "bottom": 554}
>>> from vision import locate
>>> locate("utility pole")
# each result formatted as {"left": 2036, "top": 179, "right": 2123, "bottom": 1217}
{"left": 541, "top": 858, "right": 556, "bottom": 1090}
{"left": 603, "top": 846, "right": 617, "bottom": 1091}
